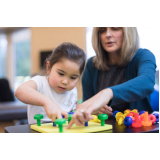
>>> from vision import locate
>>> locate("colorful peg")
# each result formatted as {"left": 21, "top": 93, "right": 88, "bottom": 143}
{"left": 34, "top": 114, "right": 43, "bottom": 126}
{"left": 68, "top": 114, "right": 72, "bottom": 124}
{"left": 113, "top": 111, "right": 119, "bottom": 118}
{"left": 116, "top": 112, "right": 125, "bottom": 125}
{"left": 98, "top": 114, "right": 108, "bottom": 126}
{"left": 153, "top": 113, "right": 159, "bottom": 123}
{"left": 132, "top": 113, "right": 142, "bottom": 128}
{"left": 84, "top": 121, "right": 88, "bottom": 126}
{"left": 55, "top": 119, "right": 66, "bottom": 133}
{"left": 124, "top": 109, "right": 131, "bottom": 117}
{"left": 123, "top": 117, "right": 132, "bottom": 127}
{"left": 139, "top": 110, "right": 145, "bottom": 115}
{"left": 142, "top": 112, "right": 152, "bottom": 127}
{"left": 149, "top": 114, "right": 156, "bottom": 124}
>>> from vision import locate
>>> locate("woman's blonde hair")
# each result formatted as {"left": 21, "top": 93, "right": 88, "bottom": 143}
{"left": 92, "top": 27, "right": 139, "bottom": 71}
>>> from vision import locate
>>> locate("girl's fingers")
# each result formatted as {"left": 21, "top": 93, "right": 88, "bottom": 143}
{"left": 61, "top": 111, "right": 68, "bottom": 119}
{"left": 56, "top": 112, "right": 62, "bottom": 119}
{"left": 51, "top": 114, "right": 56, "bottom": 122}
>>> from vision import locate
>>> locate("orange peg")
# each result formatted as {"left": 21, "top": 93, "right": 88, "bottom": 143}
{"left": 142, "top": 112, "right": 152, "bottom": 127}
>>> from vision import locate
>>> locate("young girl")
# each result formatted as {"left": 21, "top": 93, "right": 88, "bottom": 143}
{"left": 15, "top": 42, "right": 86, "bottom": 124}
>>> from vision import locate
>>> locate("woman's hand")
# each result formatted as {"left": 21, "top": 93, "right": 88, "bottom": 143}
{"left": 66, "top": 88, "right": 113, "bottom": 129}
{"left": 43, "top": 100, "right": 68, "bottom": 122}
{"left": 95, "top": 105, "right": 113, "bottom": 117}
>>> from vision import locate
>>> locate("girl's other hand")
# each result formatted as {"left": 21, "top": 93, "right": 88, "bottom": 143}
{"left": 43, "top": 100, "right": 68, "bottom": 122}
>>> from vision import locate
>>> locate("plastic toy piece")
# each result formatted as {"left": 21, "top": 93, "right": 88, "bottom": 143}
{"left": 142, "top": 112, "right": 152, "bottom": 127}
{"left": 153, "top": 113, "right": 159, "bottom": 123}
{"left": 123, "top": 117, "right": 132, "bottom": 127}
{"left": 68, "top": 114, "right": 72, "bottom": 124}
{"left": 84, "top": 121, "right": 88, "bottom": 126}
{"left": 131, "top": 109, "right": 138, "bottom": 113}
{"left": 124, "top": 110, "right": 131, "bottom": 117}
{"left": 90, "top": 115, "right": 101, "bottom": 123}
{"left": 139, "top": 110, "right": 145, "bottom": 115}
{"left": 53, "top": 122, "right": 56, "bottom": 126}
{"left": 98, "top": 114, "right": 108, "bottom": 126}
{"left": 68, "top": 112, "right": 74, "bottom": 115}
{"left": 132, "top": 113, "right": 142, "bottom": 128}
{"left": 149, "top": 114, "right": 156, "bottom": 124}
{"left": 113, "top": 111, "right": 119, "bottom": 118}
{"left": 115, "top": 112, "right": 125, "bottom": 125}
{"left": 55, "top": 119, "right": 66, "bottom": 133}
{"left": 34, "top": 114, "right": 43, "bottom": 126}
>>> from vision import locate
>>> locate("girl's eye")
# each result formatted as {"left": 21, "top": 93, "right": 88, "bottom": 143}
{"left": 58, "top": 73, "right": 64, "bottom": 76}
{"left": 71, "top": 77, "right": 76, "bottom": 80}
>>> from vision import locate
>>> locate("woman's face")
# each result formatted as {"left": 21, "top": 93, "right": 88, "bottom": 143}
{"left": 99, "top": 27, "right": 124, "bottom": 54}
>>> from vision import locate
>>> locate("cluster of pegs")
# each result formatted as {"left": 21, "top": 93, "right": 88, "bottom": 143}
{"left": 113, "top": 109, "right": 159, "bottom": 128}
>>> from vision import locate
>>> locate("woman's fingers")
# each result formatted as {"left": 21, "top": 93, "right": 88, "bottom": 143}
{"left": 66, "top": 119, "right": 74, "bottom": 129}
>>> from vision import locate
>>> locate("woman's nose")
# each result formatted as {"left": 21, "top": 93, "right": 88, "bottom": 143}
{"left": 105, "top": 29, "right": 112, "bottom": 37}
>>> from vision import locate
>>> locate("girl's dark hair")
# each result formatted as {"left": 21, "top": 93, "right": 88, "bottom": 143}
{"left": 46, "top": 42, "right": 86, "bottom": 74}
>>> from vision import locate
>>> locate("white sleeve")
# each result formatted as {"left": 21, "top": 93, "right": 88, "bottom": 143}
{"left": 72, "top": 87, "right": 78, "bottom": 111}
{"left": 30, "top": 75, "right": 43, "bottom": 93}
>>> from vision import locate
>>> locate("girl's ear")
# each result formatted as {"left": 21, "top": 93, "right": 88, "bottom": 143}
{"left": 46, "top": 61, "right": 51, "bottom": 74}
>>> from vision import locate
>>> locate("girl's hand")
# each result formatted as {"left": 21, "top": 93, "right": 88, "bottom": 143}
{"left": 66, "top": 88, "right": 113, "bottom": 129}
{"left": 43, "top": 100, "right": 68, "bottom": 122}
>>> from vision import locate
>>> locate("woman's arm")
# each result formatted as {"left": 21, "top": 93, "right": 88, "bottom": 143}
{"left": 15, "top": 80, "right": 68, "bottom": 121}
{"left": 110, "top": 49, "right": 156, "bottom": 106}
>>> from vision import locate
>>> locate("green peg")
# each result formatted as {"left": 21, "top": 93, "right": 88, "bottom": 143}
{"left": 68, "top": 114, "right": 72, "bottom": 123}
{"left": 55, "top": 119, "right": 66, "bottom": 133}
{"left": 98, "top": 114, "right": 108, "bottom": 126}
{"left": 34, "top": 114, "right": 44, "bottom": 126}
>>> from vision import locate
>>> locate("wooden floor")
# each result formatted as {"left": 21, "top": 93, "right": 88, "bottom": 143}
{"left": 0, "top": 121, "right": 14, "bottom": 133}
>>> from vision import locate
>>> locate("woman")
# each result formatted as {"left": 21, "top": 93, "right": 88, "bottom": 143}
{"left": 66, "top": 27, "right": 156, "bottom": 128}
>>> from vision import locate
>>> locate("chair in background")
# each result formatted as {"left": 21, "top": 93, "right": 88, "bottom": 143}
{"left": 0, "top": 78, "right": 28, "bottom": 124}
{"left": 0, "top": 78, "right": 15, "bottom": 102}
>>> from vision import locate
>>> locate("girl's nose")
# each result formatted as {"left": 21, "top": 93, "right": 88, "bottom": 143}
{"left": 61, "top": 79, "right": 68, "bottom": 85}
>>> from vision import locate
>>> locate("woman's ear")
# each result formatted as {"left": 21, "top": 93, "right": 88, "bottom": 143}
{"left": 46, "top": 61, "right": 50, "bottom": 74}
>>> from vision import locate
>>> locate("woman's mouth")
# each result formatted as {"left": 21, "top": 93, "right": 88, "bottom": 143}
{"left": 106, "top": 42, "right": 114, "bottom": 46}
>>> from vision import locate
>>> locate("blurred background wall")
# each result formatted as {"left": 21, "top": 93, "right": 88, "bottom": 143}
{"left": 0, "top": 27, "right": 86, "bottom": 100}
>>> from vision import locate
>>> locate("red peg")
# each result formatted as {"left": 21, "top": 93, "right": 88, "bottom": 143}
{"left": 148, "top": 114, "right": 156, "bottom": 124}
{"left": 132, "top": 113, "right": 142, "bottom": 128}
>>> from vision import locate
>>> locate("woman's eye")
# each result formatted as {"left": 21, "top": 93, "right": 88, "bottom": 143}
{"left": 112, "top": 27, "right": 119, "bottom": 30}
{"left": 99, "top": 28, "right": 106, "bottom": 33}
{"left": 58, "top": 73, "right": 64, "bottom": 76}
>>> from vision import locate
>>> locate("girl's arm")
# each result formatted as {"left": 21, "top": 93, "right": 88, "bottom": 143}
{"left": 15, "top": 80, "right": 68, "bottom": 121}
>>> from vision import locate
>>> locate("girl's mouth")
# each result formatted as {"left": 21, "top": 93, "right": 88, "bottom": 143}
{"left": 58, "top": 86, "right": 66, "bottom": 90}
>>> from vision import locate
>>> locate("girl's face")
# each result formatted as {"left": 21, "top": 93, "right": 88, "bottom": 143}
{"left": 99, "top": 27, "right": 124, "bottom": 54}
{"left": 47, "top": 59, "right": 80, "bottom": 93}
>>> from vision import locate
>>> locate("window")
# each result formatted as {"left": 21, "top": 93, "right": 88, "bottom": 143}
{"left": 0, "top": 34, "right": 7, "bottom": 78}
{"left": 11, "top": 28, "right": 31, "bottom": 91}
